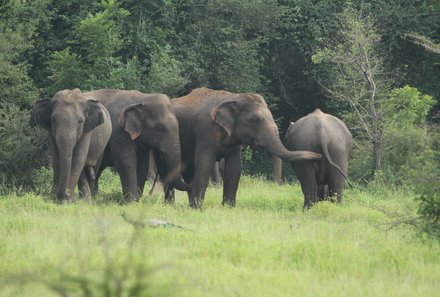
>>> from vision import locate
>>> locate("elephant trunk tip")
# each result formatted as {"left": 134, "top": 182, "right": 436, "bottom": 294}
{"left": 171, "top": 177, "right": 191, "bottom": 191}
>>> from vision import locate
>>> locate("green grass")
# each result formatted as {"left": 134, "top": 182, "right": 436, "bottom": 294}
{"left": 1, "top": 171, "right": 439, "bottom": 296}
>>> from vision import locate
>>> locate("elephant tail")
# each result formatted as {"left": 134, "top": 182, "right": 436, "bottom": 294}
{"left": 149, "top": 170, "right": 160, "bottom": 196}
{"left": 319, "top": 122, "right": 348, "bottom": 180}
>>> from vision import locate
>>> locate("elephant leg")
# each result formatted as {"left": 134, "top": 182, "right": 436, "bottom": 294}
{"left": 94, "top": 147, "right": 111, "bottom": 195}
{"left": 67, "top": 137, "right": 91, "bottom": 201}
{"left": 317, "top": 185, "right": 329, "bottom": 201}
{"left": 190, "top": 149, "right": 216, "bottom": 208}
{"left": 222, "top": 147, "right": 241, "bottom": 207}
{"left": 163, "top": 185, "right": 175, "bottom": 204}
{"left": 85, "top": 166, "right": 96, "bottom": 196}
{"left": 210, "top": 161, "right": 221, "bottom": 185}
{"left": 136, "top": 149, "right": 149, "bottom": 196}
{"left": 300, "top": 180, "right": 317, "bottom": 209}
{"left": 292, "top": 161, "right": 318, "bottom": 210}
{"left": 113, "top": 145, "right": 139, "bottom": 201}
{"left": 182, "top": 169, "right": 194, "bottom": 202}
{"left": 78, "top": 170, "right": 92, "bottom": 201}
{"left": 328, "top": 173, "right": 345, "bottom": 204}
{"left": 90, "top": 155, "right": 103, "bottom": 196}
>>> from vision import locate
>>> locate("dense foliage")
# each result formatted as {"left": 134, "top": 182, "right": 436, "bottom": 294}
{"left": 0, "top": 0, "right": 439, "bottom": 235}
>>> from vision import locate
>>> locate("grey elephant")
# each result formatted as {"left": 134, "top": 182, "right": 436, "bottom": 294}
{"left": 285, "top": 109, "right": 353, "bottom": 209}
{"left": 30, "top": 88, "right": 112, "bottom": 202}
{"left": 167, "top": 88, "right": 322, "bottom": 208}
{"left": 85, "top": 89, "right": 190, "bottom": 201}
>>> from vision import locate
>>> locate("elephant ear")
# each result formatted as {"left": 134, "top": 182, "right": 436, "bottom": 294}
{"left": 30, "top": 99, "right": 51, "bottom": 130}
{"left": 210, "top": 100, "right": 238, "bottom": 136}
{"left": 120, "top": 103, "right": 143, "bottom": 140}
{"left": 84, "top": 99, "right": 105, "bottom": 134}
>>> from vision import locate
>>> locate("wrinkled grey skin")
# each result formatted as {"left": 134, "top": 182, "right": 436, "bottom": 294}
{"left": 169, "top": 88, "right": 322, "bottom": 208}
{"left": 85, "top": 89, "right": 190, "bottom": 201}
{"left": 285, "top": 109, "right": 353, "bottom": 209}
{"left": 30, "top": 88, "right": 112, "bottom": 202}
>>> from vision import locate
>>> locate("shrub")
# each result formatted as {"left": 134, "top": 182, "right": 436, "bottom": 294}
{"left": 0, "top": 103, "right": 49, "bottom": 193}
{"left": 412, "top": 129, "right": 440, "bottom": 238}
{"left": 419, "top": 185, "right": 440, "bottom": 238}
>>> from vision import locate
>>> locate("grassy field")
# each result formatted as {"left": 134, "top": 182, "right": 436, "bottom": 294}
{"left": 1, "top": 171, "right": 439, "bottom": 297}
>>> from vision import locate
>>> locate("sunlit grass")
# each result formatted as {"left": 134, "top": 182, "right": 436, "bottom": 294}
{"left": 1, "top": 171, "right": 439, "bottom": 296}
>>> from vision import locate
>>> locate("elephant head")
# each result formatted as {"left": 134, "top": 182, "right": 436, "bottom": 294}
{"left": 30, "top": 88, "right": 105, "bottom": 200}
{"left": 119, "top": 98, "right": 190, "bottom": 191}
{"left": 210, "top": 94, "right": 321, "bottom": 161}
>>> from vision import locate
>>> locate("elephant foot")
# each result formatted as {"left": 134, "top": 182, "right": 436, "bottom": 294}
{"left": 189, "top": 198, "right": 203, "bottom": 209}
{"left": 164, "top": 187, "right": 175, "bottom": 205}
{"left": 56, "top": 191, "right": 75, "bottom": 204}
{"left": 164, "top": 196, "right": 175, "bottom": 205}
{"left": 60, "top": 197, "right": 76, "bottom": 204}
{"left": 303, "top": 201, "right": 314, "bottom": 211}
{"left": 83, "top": 195, "right": 92, "bottom": 203}
{"left": 122, "top": 191, "right": 141, "bottom": 203}
{"left": 221, "top": 199, "right": 236, "bottom": 208}
{"left": 78, "top": 190, "right": 92, "bottom": 202}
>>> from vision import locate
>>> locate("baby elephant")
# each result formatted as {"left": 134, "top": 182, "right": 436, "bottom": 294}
{"left": 30, "top": 88, "right": 112, "bottom": 202}
{"left": 285, "top": 109, "right": 353, "bottom": 209}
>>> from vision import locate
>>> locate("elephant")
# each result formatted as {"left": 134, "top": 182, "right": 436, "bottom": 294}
{"left": 84, "top": 89, "right": 190, "bottom": 201}
{"left": 166, "top": 87, "right": 322, "bottom": 208}
{"left": 285, "top": 109, "right": 353, "bottom": 209}
{"left": 30, "top": 88, "right": 112, "bottom": 202}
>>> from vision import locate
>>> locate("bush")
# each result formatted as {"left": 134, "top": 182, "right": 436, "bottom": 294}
{"left": 411, "top": 131, "right": 440, "bottom": 238}
{"left": 348, "top": 140, "right": 375, "bottom": 184}
{"left": 419, "top": 185, "right": 440, "bottom": 238}
{"left": 0, "top": 103, "right": 49, "bottom": 193}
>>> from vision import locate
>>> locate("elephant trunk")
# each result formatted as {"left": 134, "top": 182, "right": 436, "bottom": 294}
{"left": 56, "top": 136, "right": 75, "bottom": 201}
{"left": 163, "top": 143, "right": 191, "bottom": 191}
{"left": 263, "top": 127, "right": 322, "bottom": 161}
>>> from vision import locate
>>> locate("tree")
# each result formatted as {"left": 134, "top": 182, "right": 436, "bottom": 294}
{"left": 382, "top": 86, "right": 434, "bottom": 176}
{"left": 312, "top": 5, "right": 387, "bottom": 172}
{"left": 47, "top": 0, "right": 141, "bottom": 94}
{"left": 0, "top": 14, "right": 46, "bottom": 189}
{"left": 171, "top": 0, "right": 282, "bottom": 94}
{"left": 0, "top": 22, "right": 38, "bottom": 107}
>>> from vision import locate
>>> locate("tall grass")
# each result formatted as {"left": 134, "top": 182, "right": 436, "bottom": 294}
{"left": 1, "top": 171, "right": 439, "bottom": 296}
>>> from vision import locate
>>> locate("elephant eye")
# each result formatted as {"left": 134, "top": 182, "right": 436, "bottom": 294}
{"left": 78, "top": 118, "right": 84, "bottom": 124}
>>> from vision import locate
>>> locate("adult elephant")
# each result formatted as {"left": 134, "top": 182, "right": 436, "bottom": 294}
{"left": 30, "top": 88, "right": 112, "bottom": 202}
{"left": 85, "top": 89, "right": 190, "bottom": 201}
{"left": 168, "top": 88, "right": 322, "bottom": 208}
{"left": 285, "top": 109, "right": 353, "bottom": 209}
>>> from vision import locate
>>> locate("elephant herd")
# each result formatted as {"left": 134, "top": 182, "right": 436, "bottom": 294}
{"left": 30, "top": 88, "right": 353, "bottom": 209}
